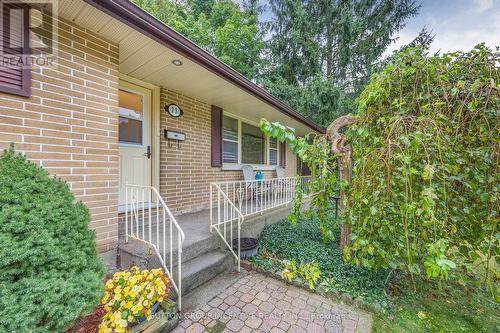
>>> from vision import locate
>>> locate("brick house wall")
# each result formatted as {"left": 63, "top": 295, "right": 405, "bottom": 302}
{"left": 0, "top": 17, "right": 305, "bottom": 252}
{"left": 159, "top": 88, "right": 299, "bottom": 214}
{"left": 0, "top": 18, "right": 119, "bottom": 252}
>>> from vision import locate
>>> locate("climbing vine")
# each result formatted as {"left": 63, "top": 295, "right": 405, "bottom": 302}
{"left": 345, "top": 44, "right": 499, "bottom": 291}
{"left": 260, "top": 119, "right": 338, "bottom": 242}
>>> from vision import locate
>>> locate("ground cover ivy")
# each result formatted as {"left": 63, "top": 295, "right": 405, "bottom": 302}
{"left": 255, "top": 215, "right": 391, "bottom": 307}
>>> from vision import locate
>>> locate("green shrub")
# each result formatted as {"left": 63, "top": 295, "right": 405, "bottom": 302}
{"left": 258, "top": 216, "right": 390, "bottom": 306}
{"left": 0, "top": 146, "right": 105, "bottom": 332}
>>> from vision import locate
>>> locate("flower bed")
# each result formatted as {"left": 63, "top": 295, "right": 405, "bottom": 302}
{"left": 65, "top": 305, "right": 105, "bottom": 333}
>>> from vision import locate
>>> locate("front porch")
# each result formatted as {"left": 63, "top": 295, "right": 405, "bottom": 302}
{"left": 118, "top": 176, "right": 312, "bottom": 310}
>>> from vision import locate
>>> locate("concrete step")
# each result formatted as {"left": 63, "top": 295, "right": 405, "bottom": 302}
{"left": 118, "top": 232, "right": 223, "bottom": 269}
{"left": 179, "top": 250, "right": 233, "bottom": 296}
{"left": 118, "top": 238, "right": 234, "bottom": 296}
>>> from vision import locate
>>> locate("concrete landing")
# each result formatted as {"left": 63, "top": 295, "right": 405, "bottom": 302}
{"left": 117, "top": 203, "right": 299, "bottom": 310}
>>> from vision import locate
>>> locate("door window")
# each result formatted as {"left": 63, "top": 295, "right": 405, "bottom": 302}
{"left": 119, "top": 90, "right": 143, "bottom": 145}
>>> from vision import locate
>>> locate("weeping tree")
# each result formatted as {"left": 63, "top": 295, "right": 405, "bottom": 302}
{"left": 260, "top": 119, "right": 339, "bottom": 243}
{"left": 346, "top": 44, "right": 499, "bottom": 290}
{"left": 262, "top": 44, "right": 499, "bottom": 292}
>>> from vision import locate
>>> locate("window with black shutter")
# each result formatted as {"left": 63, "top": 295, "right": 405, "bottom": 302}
{"left": 0, "top": 3, "right": 30, "bottom": 97}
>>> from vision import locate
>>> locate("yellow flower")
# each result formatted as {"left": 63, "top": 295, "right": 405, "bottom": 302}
{"left": 115, "top": 326, "right": 126, "bottom": 333}
{"left": 98, "top": 322, "right": 111, "bottom": 333}
{"left": 105, "top": 280, "right": 114, "bottom": 290}
{"left": 112, "top": 311, "right": 123, "bottom": 323}
{"left": 118, "top": 319, "right": 128, "bottom": 328}
{"left": 101, "top": 292, "right": 110, "bottom": 304}
{"left": 100, "top": 267, "right": 171, "bottom": 333}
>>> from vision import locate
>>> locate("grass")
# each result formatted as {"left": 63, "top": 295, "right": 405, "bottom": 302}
{"left": 255, "top": 216, "right": 391, "bottom": 307}
{"left": 373, "top": 277, "right": 499, "bottom": 332}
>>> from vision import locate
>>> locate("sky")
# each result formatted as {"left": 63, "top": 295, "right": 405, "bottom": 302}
{"left": 385, "top": 0, "right": 500, "bottom": 54}
{"left": 246, "top": 0, "right": 500, "bottom": 54}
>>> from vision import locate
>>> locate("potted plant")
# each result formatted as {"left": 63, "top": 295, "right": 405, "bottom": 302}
{"left": 98, "top": 267, "right": 177, "bottom": 333}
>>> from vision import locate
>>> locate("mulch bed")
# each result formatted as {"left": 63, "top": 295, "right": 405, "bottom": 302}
{"left": 64, "top": 305, "right": 105, "bottom": 333}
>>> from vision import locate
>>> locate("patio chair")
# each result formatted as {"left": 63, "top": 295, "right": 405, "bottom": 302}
{"left": 242, "top": 164, "right": 255, "bottom": 182}
{"left": 236, "top": 165, "right": 254, "bottom": 205}
{"left": 238, "top": 165, "right": 267, "bottom": 210}
{"left": 275, "top": 166, "right": 285, "bottom": 178}
{"left": 273, "top": 166, "right": 287, "bottom": 203}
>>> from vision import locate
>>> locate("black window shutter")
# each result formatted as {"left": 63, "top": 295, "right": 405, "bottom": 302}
{"left": 0, "top": 3, "right": 30, "bottom": 97}
{"left": 280, "top": 142, "right": 286, "bottom": 168}
{"left": 211, "top": 105, "right": 223, "bottom": 167}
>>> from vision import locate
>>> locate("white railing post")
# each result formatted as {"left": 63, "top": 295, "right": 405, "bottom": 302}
{"left": 208, "top": 176, "right": 311, "bottom": 272}
{"left": 209, "top": 184, "right": 213, "bottom": 232}
{"left": 125, "top": 186, "right": 129, "bottom": 243}
{"left": 177, "top": 232, "right": 182, "bottom": 310}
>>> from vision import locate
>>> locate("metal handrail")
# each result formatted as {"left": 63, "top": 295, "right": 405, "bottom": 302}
{"left": 210, "top": 183, "right": 244, "bottom": 271}
{"left": 125, "top": 184, "right": 185, "bottom": 310}
{"left": 210, "top": 176, "right": 312, "bottom": 271}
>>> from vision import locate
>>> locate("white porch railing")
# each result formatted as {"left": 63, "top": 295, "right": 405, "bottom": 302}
{"left": 125, "top": 184, "right": 185, "bottom": 310}
{"left": 210, "top": 176, "right": 312, "bottom": 270}
{"left": 209, "top": 183, "right": 244, "bottom": 271}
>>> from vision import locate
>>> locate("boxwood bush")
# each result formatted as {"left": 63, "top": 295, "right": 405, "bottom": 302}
{"left": 0, "top": 146, "right": 105, "bottom": 332}
{"left": 258, "top": 215, "right": 390, "bottom": 306}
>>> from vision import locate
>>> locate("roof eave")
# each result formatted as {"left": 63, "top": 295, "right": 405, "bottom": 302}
{"left": 83, "top": 0, "right": 325, "bottom": 134}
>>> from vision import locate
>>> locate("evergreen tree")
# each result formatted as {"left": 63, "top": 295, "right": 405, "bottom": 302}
{"left": 267, "top": 0, "right": 420, "bottom": 93}
{"left": 267, "top": 0, "right": 321, "bottom": 85}
{"left": 0, "top": 146, "right": 105, "bottom": 332}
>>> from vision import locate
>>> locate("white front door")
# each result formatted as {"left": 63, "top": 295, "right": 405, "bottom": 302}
{"left": 118, "top": 81, "right": 152, "bottom": 205}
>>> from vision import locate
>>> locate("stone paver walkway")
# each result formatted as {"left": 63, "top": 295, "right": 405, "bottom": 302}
{"left": 174, "top": 271, "right": 372, "bottom": 333}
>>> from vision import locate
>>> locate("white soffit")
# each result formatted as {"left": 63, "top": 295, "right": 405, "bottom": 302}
{"left": 58, "top": 0, "right": 316, "bottom": 135}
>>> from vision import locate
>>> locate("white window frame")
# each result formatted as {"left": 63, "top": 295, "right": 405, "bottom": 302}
{"left": 268, "top": 136, "right": 279, "bottom": 166}
{"left": 222, "top": 113, "right": 279, "bottom": 170}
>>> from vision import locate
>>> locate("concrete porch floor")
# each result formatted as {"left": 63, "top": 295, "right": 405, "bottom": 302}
{"left": 119, "top": 200, "right": 296, "bottom": 266}
{"left": 119, "top": 199, "right": 294, "bottom": 251}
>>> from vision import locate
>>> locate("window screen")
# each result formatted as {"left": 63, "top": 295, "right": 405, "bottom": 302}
{"left": 223, "top": 116, "right": 238, "bottom": 163}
